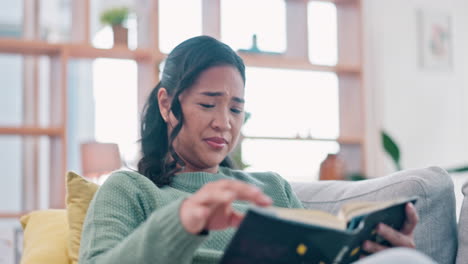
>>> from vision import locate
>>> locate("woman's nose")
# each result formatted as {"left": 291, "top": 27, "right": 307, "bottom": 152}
{"left": 212, "top": 110, "right": 231, "bottom": 131}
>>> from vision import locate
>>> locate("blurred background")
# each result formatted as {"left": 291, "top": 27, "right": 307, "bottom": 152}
{"left": 0, "top": 0, "right": 467, "bottom": 260}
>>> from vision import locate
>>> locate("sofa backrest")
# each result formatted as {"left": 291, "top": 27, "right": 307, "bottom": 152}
{"left": 291, "top": 167, "right": 458, "bottom": 264}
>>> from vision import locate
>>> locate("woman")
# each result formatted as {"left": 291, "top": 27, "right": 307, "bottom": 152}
{"left": 79, "top": 36, "right": 434, "bottom": 264}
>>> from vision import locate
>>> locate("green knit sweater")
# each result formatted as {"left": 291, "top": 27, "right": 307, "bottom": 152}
{"left": 79, "top": 167, "right": 303, "bottom": 264}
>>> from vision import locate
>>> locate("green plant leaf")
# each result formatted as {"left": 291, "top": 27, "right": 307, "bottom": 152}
{"left": 100, "top": 7, "right": 129, "bottom": 26}
{"left": 346, "top": 172, "right": 366, "bottom": 181}
{"left": 382, "top": 131, "right": 402, "bottom": 170}
{"left": 446, "top": 166, "right": 468, "bottom": 173}
{"left": 243, "top": 111, "right": 251, "bottom": 125}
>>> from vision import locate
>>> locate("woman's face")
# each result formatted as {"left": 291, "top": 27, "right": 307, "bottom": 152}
{"left": 162, "top": 65, "right": 245, "bottom": 173}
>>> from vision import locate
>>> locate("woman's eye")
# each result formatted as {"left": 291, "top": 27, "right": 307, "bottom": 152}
{"left": 199, "top": 103, "right": 215, "bottom": 108}
{"left": 230, "top": 108, "right": 242, "bottom": 114}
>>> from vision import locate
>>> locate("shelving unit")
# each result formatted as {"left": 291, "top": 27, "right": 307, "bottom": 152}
{"left": 0, "top": 0, "right": 365, "bottom": 217}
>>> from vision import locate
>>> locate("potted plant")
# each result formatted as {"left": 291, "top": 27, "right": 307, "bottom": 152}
{"left": 100, "top": 7, "right": 129, "bottom": 47}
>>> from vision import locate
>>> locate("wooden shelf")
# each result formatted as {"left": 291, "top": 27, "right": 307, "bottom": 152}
{"left": 0, "top": 38, "right": 61, "bottom": 56}
{"left": 0, "top": 38, "right": 158, "bottom": 61}
{"left": 239, "top": 52, "right": 361, "bottom": 74}
{"left": 337, "top": 136, "right": 362, "bottom": 145}
{"left": 0, "top": 213, "right": 26, "bottom": 218}
{"left": 0, "top": 127, "right": 63, "bottom": 136}
{"left": 66, "top": 44, "right": 157, "bottom": 61}
{"left": 243, "top": 135, "right": 361, "bottom": 144}
{"left": 0, "top": 38, "right": 359, "bottom": 73}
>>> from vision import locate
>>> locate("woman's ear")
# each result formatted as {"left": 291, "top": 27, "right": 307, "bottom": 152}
{"left": 157, "top": 88, "right": 171, "bottom": 122}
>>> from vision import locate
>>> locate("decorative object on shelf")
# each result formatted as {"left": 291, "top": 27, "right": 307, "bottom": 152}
{"left": 417, "top": 9, "right": 453, "bottom": 71}
{"left": 319, "top": 153, "right": 345, "bottom": 181}
{"left": 80, "top": 141, "right": 122, "bottom": 184}
{"left": 238, "top": 34, "right": 282, "bottom": 55}
{"left": 100, "top": 7, "right": 130, "bottom": 48}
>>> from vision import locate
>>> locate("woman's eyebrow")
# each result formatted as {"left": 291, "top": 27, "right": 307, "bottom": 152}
{"left": 200, "top": 92, "right": 245, "bottom": 103}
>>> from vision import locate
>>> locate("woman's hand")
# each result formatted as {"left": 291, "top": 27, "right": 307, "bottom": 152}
{"left": 363, "top": 203, "right": 418, "bottom": 254}
{"left": 179, "top": 179, "right": 273, "bottom": 234}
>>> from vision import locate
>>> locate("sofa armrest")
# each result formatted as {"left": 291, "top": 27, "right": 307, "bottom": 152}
{"left": 456, "top": 180, "right": 468, "bottom": 264}
{"left": 290, "top": 167, "right": 457, "bottom": 264}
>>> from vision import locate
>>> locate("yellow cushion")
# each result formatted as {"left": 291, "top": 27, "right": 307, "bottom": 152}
{"left": 20, "top": 210, "right": 71, "bottom": 264}
{"left": 66, "top": 171, "right": 99, "bottom": 264}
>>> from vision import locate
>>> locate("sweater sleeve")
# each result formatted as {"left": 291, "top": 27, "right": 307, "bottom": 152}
{"left": 79, "top": 174, "right": 207, "bottom": 264}
{"left": 281, "top": 177, "right": 304, "bottom": 209}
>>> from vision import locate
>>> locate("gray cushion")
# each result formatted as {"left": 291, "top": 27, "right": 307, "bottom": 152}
{"left": 290, "top": 167, "right": 457, "bottom": 264}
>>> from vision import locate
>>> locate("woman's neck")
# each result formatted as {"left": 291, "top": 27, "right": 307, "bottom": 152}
{"left": 178, "top": 163, "right": 219, "bottom": 174}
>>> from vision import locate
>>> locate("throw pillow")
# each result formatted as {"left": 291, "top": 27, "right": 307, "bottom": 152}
{"left": 20, "top": 209, "right": 71, "bottom": 264}
{"left": 66, "top": 171, "right": 99, "bottom": 264}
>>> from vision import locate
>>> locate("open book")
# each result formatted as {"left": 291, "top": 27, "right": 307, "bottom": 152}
{"left": 220, "top": 196, "right": 417, "bottom": 264}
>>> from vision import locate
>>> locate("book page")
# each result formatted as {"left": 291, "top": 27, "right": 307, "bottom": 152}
{"left": 338, "top": 197, "right": 412, "bottom": 222}
{"left": 269, "top": 207, "right": 347, "bottom": 230}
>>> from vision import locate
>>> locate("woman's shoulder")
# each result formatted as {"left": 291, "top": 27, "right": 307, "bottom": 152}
{"left": 97, "top": 170, "right": 161, "bottom": 197}
{"left": 105, "top": 170, "right": 155, "bottom": 186}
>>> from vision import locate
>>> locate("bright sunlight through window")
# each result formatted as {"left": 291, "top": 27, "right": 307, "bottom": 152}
{"left": 243, "top": 67, "right": 340, "bottom": 139}
{"left": 242, "top": 67, "right": 340, "bottom": 182}
{"left": 159, "top": 0, "right": 202, "bottom": 54}
{"left": 221, "top": 0, "right": 286, "bottom": 52}
{"left": 308, "top": 2, "right": 338, "bottom": 65}
{"left": 92, "top": 29, "right": 139, "bottom": 164}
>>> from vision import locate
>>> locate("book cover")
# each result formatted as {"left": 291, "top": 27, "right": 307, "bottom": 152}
{"left": 220, "top": 197, "right": 417, "bottom": 264}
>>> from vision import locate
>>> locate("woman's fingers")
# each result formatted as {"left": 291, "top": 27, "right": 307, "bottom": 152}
{"left": 180, "top": 179, "right": 273, "bottom": 234}
{"left": 401, "top": 203, "right": 419, "bottom": 235}
{"left": 376, "top": 223, "right": 416, "bottom": 248}
{"left": 227, "top": 210, "right": 245, "bottom": 227}
{"left": 179, "top": 202, "right": 210, "bottom": 234}
{"left": 363, "top": 240, "right": 388, "bottom": 253}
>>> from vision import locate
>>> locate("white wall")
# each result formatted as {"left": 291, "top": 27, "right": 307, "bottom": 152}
{"left": 363, "top": 0, "right": 468, "bottom": 176}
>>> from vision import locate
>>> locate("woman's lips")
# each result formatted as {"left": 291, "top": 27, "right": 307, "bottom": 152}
{"left": 204, "top": 137, "right": 228, "bottom": 149}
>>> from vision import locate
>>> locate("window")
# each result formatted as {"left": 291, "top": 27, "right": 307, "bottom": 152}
{"left": 0, "top": 0, "right": 23, "bottom": 38}
{"left": 308, "top": 2, "right": 338, "bottom": 65}
{"left": 158, "top": 0, "right": 202, "bottom": 54}
{"left": 242, "top": 67, "right": 340, "bottom": 181}
{"left": 39, "top": 0, "right": 71, "bottom": 43}
{"left": 243, "top": 67, "right": 339, "bottom": 139}
{"left": 0, "top": 0, "right": 364, "bottom": 219}
{"left": 0, "top": 55, "right": 22, "bottom": 126}
{"left": 243, "top": 139, "right": 339, "bottom": 182}
{"left": 93, "top": 58, "right": 139, "bottom": 164}
{"left": 221, "top": 0, "right": 286, "bottom": 52}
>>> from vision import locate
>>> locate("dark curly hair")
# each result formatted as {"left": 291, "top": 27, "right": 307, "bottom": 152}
{"left": 137, "top": 36, "right": 246, "bottom": 187}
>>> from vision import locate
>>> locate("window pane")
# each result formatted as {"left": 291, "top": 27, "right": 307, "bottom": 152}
{"left": 38, "top": 56, "right": 51, "bottom": 127}
{"left": 93, "top": 58, "right": 139, "bottom": 164}
{"left": 243, "top": 67, "right": 339, "bottom": 139}
{"left": 308, "top": 2, "right": 337, "bottom": 65}
{"left": 0, "top": 0, "right": 23, "bottom": 38}
{"left": 0, "top": 55, "right": 23, "bottom": 126}
{"left": 40, "top": 0, "right": 72, "bottom": 42}
{"left": 158, "top": 0, "right": 202, "bottom": 54}
{"left": 68, "top": 59, "right": 94, "bottom": 173}
{"left": 0, "top": 135, "right": 51, "bottom": 212}
{"left": 0, "top": 54, "right": 52, "bottom": 127}
{"left": 221, "top": 0, "right": 286, "bottom": 53}
{"left": 0, "top": 136, "right": 22, "bottom": 212}
{"left": 242, "top": 139, "right": 339, "bottom": 182}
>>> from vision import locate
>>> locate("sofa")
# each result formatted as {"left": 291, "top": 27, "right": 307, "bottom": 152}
{"left": 19, "top": 167, "right": 465, "bottom": 264}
